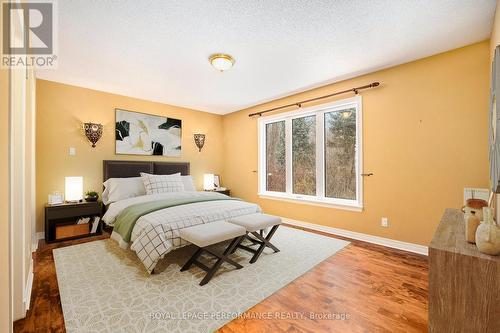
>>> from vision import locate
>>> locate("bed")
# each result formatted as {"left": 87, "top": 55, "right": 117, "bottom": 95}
{"left": 101, "top": 160, "right": 261, "bottom": 273}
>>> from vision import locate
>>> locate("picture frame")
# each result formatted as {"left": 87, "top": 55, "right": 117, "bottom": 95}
{"left": 214, "top": 175, "right": 220, "bottom": 188}
{"left": 115, "top": 108, "right": 182, "bottom": 156}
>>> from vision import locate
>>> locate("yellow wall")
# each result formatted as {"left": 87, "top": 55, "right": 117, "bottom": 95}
{"left": 222, "top": 41, "right": 490, "bottom": 246}
{"left": 36, "top": 41, "right": 490, "bottom": 245}
{"left": 35, "top": 80, "right": 224, "bottom": 232}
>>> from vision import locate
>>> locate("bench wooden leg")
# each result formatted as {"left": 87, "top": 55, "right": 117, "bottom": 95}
{"left": 233, "top": 225, "right": 280, "bottom": 263}
{"left": 223, "top": 236, "right": 241, "bottom": 255}
{"left": 249, "top": 225, "right": 279, "bottom": 263}
{"left": 180, "top": 247, "right": 203, "bottom": 272}
{"left": 251, "top": 225, "right": 280, "bottom": 253}
{"left": 180, "top": 235, "right": 245, "bottom": 286}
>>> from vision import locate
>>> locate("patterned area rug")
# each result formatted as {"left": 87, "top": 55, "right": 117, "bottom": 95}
{"left": 54, "top": 226, "right": 349, "bottom": 333}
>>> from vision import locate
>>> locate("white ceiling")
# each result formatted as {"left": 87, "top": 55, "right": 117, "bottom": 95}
{"left": 37, "top": 0, "right": 497, "bottom": 114}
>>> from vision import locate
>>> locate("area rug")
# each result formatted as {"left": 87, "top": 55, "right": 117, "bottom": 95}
{"left": 53, "top": 226, "right": 349, "bottom": 333}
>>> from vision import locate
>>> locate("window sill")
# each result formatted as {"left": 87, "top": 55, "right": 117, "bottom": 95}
{"left": 258, "top": 192, "right": 363, "bottom": 212}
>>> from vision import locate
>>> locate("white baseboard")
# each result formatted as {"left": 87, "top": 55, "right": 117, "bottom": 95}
{"left": 24, "top": 259, "right": 34, "bottom": 313}
{"left": 25, "top": 233, "right": 44, "bottom": 313}
{"left": 32, "top": 232, "right": 44, "bottom": 253}
{"left": 282, "top": 217, "right": 428, "bottom": 256}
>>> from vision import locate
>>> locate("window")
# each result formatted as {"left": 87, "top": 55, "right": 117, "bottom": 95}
{"left": 258, "top": 96, "right": 362, "bottom": 210}
{"left": 292, "top": 115, "right": 316, "bottom": 195}
{"left": 324, "top": 108, "right": 356, "bottom": 200}
{"left": 265, "top": 121, "right": 286, "bottom": 192}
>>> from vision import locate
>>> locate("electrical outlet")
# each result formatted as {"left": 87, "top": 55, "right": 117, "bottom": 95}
{"left": 381, "top": 217, "right": 389, "bottom": 227}
{"left": 69, "top": 147, "right": 76, "bottom": 156}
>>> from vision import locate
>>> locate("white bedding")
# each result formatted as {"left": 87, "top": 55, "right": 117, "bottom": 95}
{"left": 103, "top": 191, "right": 261, "bottom": 273}
{"left": 103, "top": 192, "right": 203, "bottom": 224}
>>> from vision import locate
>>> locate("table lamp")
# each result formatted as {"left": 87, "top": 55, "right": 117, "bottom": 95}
{"left": 65, "top": 176, "right": 83, "bottom": 202}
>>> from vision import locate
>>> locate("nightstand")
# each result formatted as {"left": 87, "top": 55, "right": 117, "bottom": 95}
{"left": 45, "top": 201, "right": 102, "bottom": 243}
{"left": 206, "top": 189, "right": 231, "bottom": 196}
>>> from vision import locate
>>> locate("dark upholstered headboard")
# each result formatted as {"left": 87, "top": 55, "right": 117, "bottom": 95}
{"left": 103, "top": 160, "right": 190, "bottom": 182}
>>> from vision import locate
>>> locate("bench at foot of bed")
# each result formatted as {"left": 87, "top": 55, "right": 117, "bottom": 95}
{"left": 179, "top": 221, "right": 246, "bottom": 286}
{"left": 228, "top": 213, "right": 282, "bottom": 264}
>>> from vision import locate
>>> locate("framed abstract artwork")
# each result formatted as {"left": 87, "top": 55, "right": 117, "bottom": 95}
{"left": 115, "top": 109, "right": 182, "bottom": 156}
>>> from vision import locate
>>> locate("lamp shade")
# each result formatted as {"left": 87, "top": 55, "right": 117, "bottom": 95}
{"left": 65, "top": 176, "right": 83, "bottom": 202}
{"left": 203, "top": 174, "right": 215, "bottom": 191}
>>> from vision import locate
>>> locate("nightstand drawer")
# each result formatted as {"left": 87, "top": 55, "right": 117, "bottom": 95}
{"left": 46, "top": 204, "right": 99, "bottom": 219}
{"left": 204, "top": 189, "right": 231, "bottom": 196}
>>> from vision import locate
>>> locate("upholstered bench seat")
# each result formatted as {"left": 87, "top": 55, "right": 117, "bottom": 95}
{"left": 228, "top": 213, "right": 282, "bottom": 263}
{"left": 180, "top": 221, "right": 246, "bottom": 248}
{"left": 228, "top": 213, "right": 282, "bottom": 232}
{"left": 179, "top": 221, "right": 246, "bottom": 286}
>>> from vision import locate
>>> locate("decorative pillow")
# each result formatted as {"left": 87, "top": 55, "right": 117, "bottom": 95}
{"left": 181, "top": 175, "right": 196, "bottom": 191}
{"left": 102, "top": 177, "right": 146, "bottom": 205}
{"left": 140, "top": 172, "right": 185, "bottom": 194}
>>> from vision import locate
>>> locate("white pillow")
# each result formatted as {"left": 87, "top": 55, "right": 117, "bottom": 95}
{"left": 181, "top": 175, "right": 196, "bottom": 191}
{"left": 140, "top": 172, "right": 185, "bottom": 194}
{"left": 102, "top": 177, "right": 146, "bottom": 205}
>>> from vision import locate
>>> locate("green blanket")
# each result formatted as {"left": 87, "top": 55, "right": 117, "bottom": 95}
{"left": 113, "top": 193, "right": 238, "bottom": 243}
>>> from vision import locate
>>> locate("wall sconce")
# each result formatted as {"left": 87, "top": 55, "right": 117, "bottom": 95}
{"left": 194, "top": 133, "right": 205, "bottom": 152}
{"left": 83, "top": 123, "right": 103, "bottom": 148}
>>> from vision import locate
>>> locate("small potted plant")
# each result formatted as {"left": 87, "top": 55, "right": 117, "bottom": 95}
{"left": 84, "top": 190, "right": 99, "bottom": 202}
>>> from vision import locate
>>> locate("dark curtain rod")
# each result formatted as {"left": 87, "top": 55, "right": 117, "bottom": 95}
{"left": 248, "top": 81, "right": 380, "bottom": 117}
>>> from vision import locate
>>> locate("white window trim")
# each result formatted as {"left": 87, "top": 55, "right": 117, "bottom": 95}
{"left": 257, "top": 96, "right": 363, "bottom": 211}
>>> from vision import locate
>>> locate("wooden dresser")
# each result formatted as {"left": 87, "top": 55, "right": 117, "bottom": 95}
{"left": 429, "top": 209, "right": 500, "bottom": 332}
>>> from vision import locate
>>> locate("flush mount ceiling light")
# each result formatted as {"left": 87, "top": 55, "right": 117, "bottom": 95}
{"left": 209, "top": 53, "right": 235, "bottom": 72}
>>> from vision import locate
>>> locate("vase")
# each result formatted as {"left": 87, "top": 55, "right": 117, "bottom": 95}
{"left": 475, "top": 207, "right": 500, "bottom": 256}
{"left": 462, "top": 198, "right": 488, "bottom": 220}
{"left": 465, "top": 213, "right": 480, "bottom": 243}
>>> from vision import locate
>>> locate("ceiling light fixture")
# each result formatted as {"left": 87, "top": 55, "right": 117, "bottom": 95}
{"left": 209, "top": 53, "right": 235, "bottom": 72}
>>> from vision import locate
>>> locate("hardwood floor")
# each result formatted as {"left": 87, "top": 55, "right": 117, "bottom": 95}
{"left": 14, "top": 227, "right": 428, "bottom": 333}
{"left": 13, "top": 234, "right": 109, "bottom": 333}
